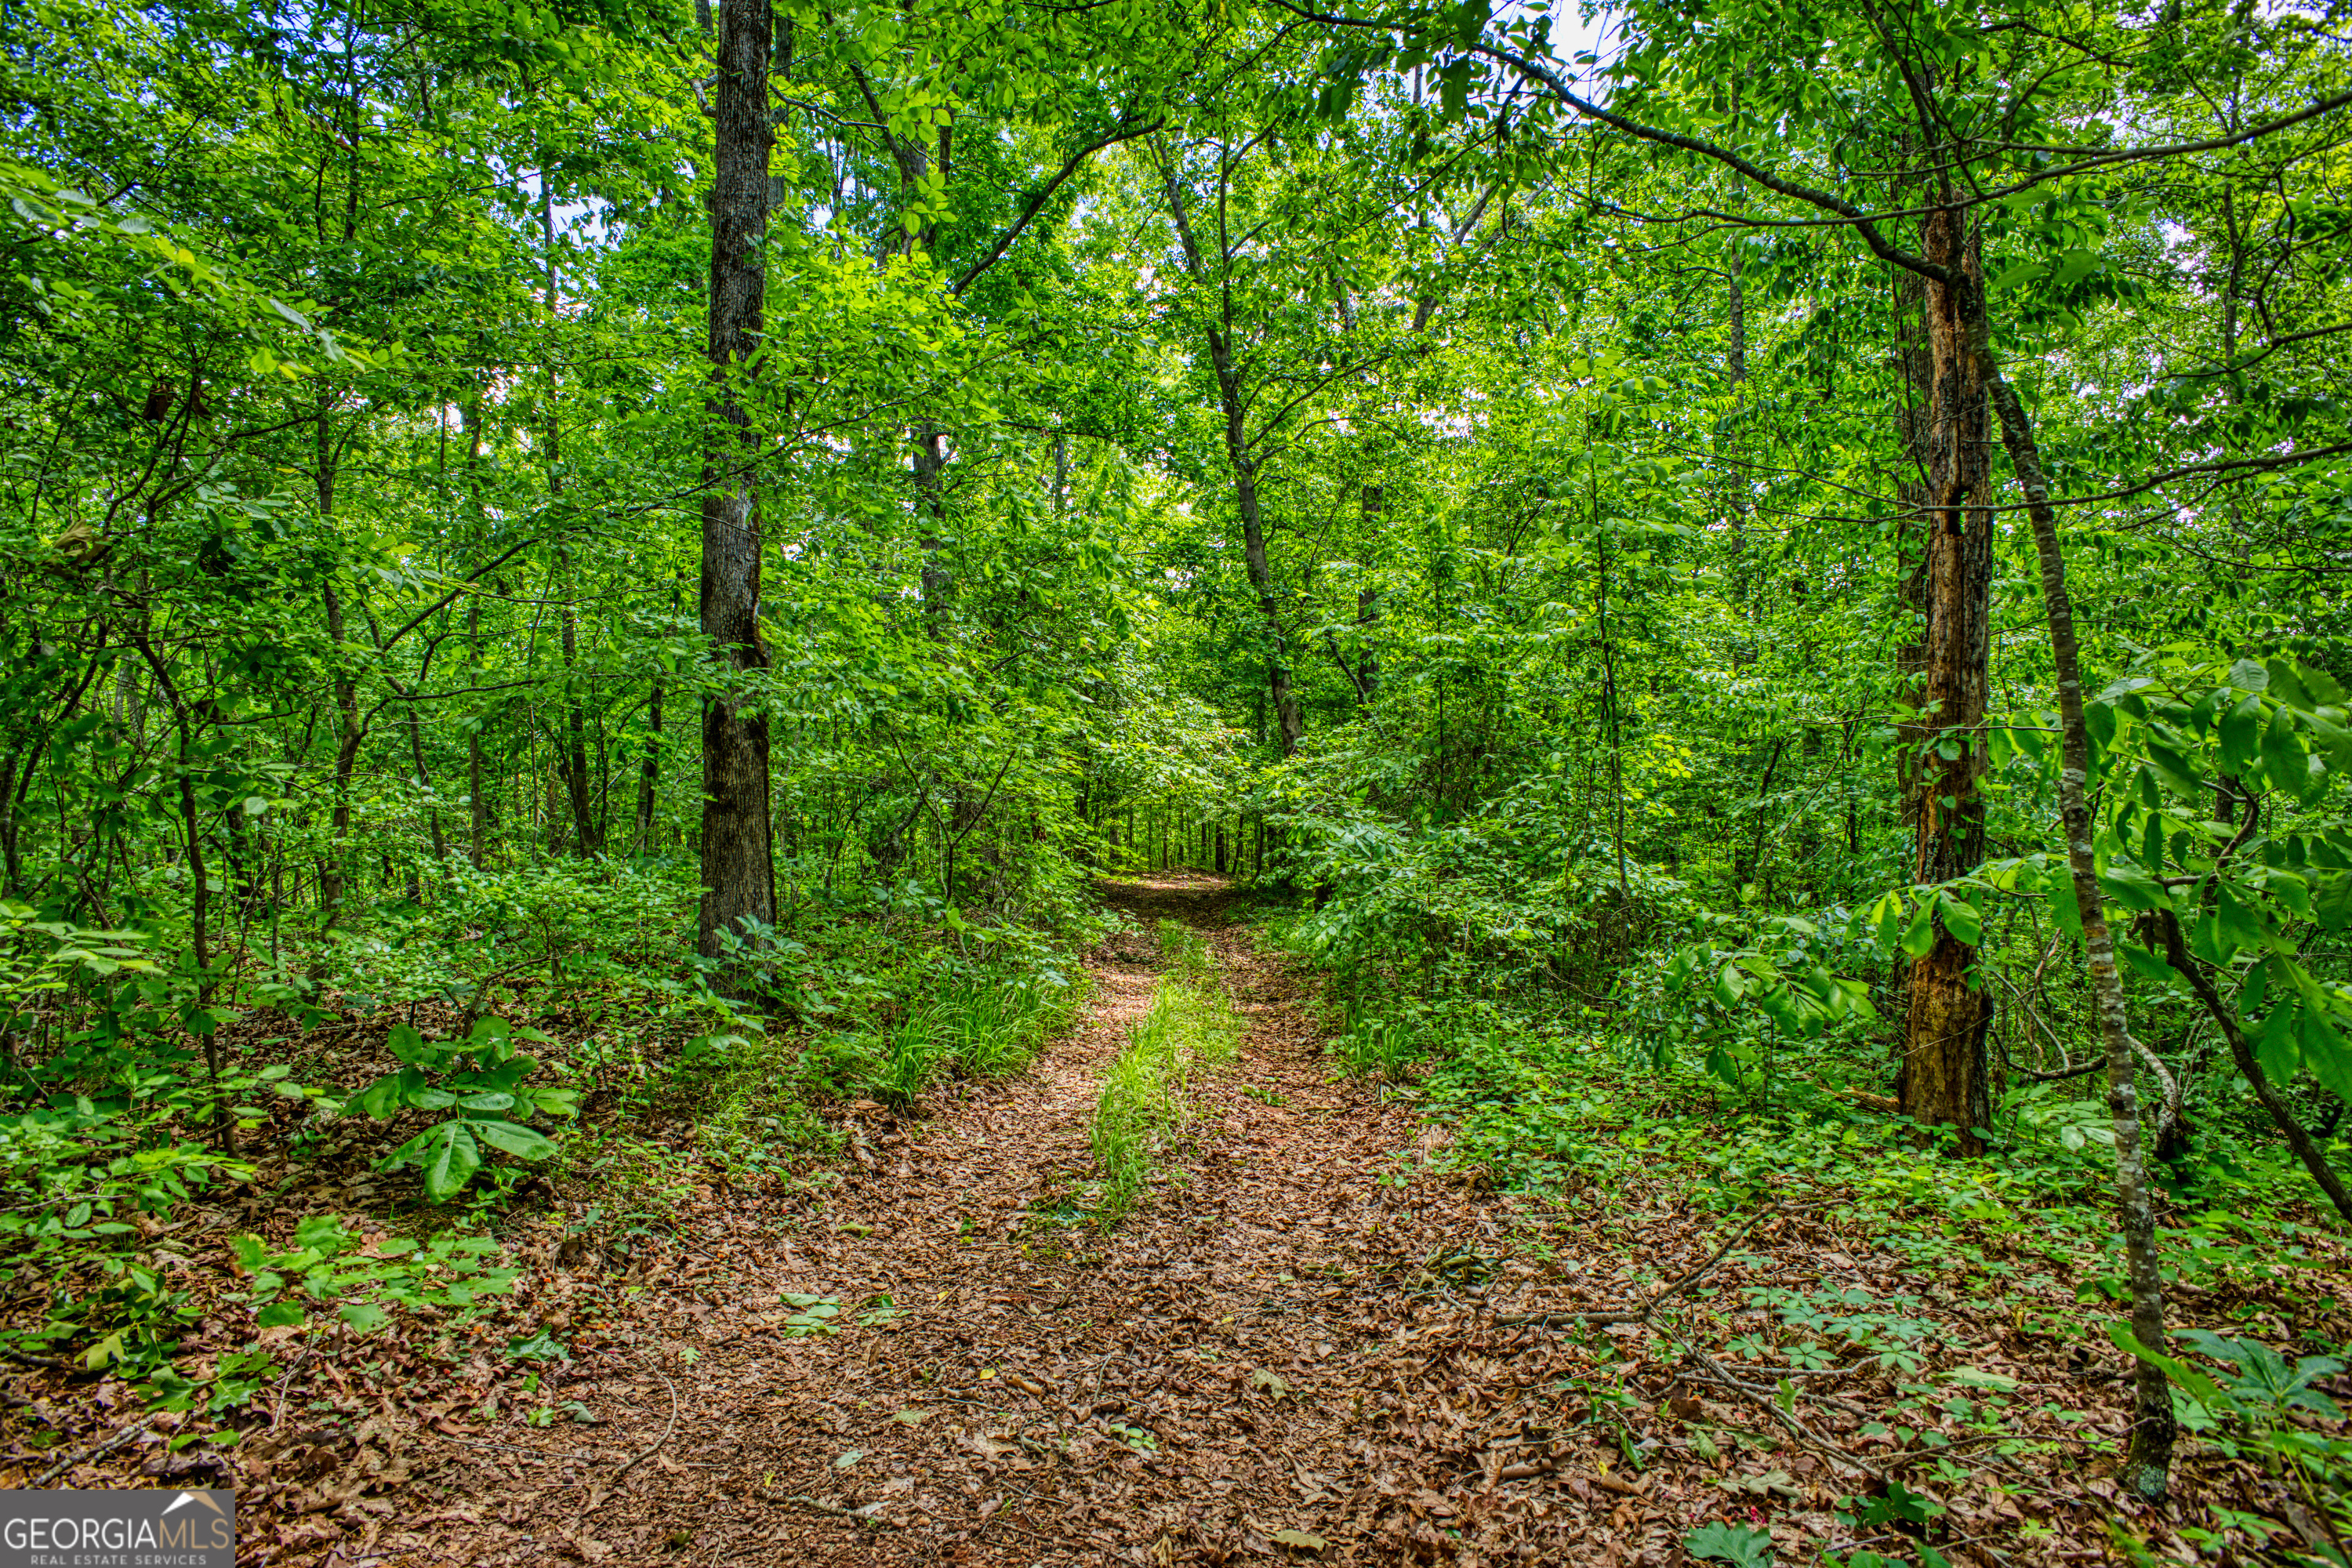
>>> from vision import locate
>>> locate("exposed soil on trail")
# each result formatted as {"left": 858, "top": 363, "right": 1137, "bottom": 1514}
{"left": 13, "top": 877, "right": 2307, "bottom": 1565}
{"left": 410, "top": 872, "right": 1584, "bottom": 1565}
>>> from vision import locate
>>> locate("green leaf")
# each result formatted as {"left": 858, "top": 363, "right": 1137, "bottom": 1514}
{"left": 470, "top": 1120, "right": 557, "bottom": 1160}
{"left": 354, "top": 1069, "right": 417, "bottom": 1118}
{"left": 2297, "top": 1009, "right": 2352, "bottom": 1102}
{"left": 1936, "top": 891, "right": 1981, "bottom": 946}
{"left": 2117, "top": 943, "right": 2179, "bottom": 991}
{"left": 1682, "top": 1522, "right": 1773, "bottom": 1566}
{"left": 2219, "top": 695, "right": 2263, "bottom": 774}
{"left": 2096, "top": 858, "right": 2169, "bottom": 913}
{"left": 387, "top": 1023, "right": 437, "bottom": 1065}
{"left": 2261, "top": 710, "right": 2305, "bottom": 794}
{"left": 2142, "top": 743, "right": 2204, "bottom": 803}
{"left": 2267, "top": 659, "right": 2314, "bottom": 710}
{"left": 2110, "top": 1323, "right": 2233, "bottom": 1414}
{"left": 339, "top": 1301, "right": 389, "bottom": 1334}
{"left": 2314, "top": 869, "right": 2352, "bottom": 931}
{"left": 256, "top": 1301, "right": 306, "bottom": 1328}
{"left": 2254, "top": 1004, "right": 2300, "bottom": 1085}
{"left": 1899, "top": 898, "right": 1936, "bottom": 959}
{"left": 385, "top": 1121, "right": 483, "bottom": 1203}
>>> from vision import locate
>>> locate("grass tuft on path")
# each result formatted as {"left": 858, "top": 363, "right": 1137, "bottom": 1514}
{"left": 1091, "top": 920, "right": 1241, "bottom": 1221}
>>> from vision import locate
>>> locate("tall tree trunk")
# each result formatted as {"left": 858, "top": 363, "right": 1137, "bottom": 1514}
{"left": 1209, "top": 332, "right": 1301, "bottom": 756}
{"left": 1985, "top": 357, "right": 2176, "bottom": 1503}
{"left": 398, "top": 676, "right": 448, "bottom": 862}
{"left": 467, "top": 594, "right": 489, "bottom": 869}
{"left": 539, "top": 187, "right": 597, "bottom": 858}
{"left": 1158, "top": 156, "right": 1301, "bottom": 758}
{"left": 636, "top": 681, "right": 664, "bottom": 855}
{"left": 459, "top": 394, "right": 492, "bottom": 869}
{"left": 1593, "top": 462, "right": 1628, "bottom": 901}
{"left": 315, "top": 402, "right": 362, "bottom": 922}
{"left": 1358, "top": 484, "right": 1383, "bottom": 702}
{"left": 698, "top": 0, "right": 779, "bottom": 960}
{"left": 1896, "top": 200, "right": 1994, "bottom": 1151}
{"left": 557, "top": 555, "right": 597, "bottom": 855}
{"left": 913, "top": 426, "right": 950, "bottom": 633}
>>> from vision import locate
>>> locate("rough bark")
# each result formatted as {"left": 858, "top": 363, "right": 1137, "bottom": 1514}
{"left": 1986, "top": 358, "right": 2176, "bottom": 1503}
{"left": 697, "top": 0, "right": 779, "bottom": 960}
{"left": 1896, "top": 201, "right": 1994, "bottom": 1151}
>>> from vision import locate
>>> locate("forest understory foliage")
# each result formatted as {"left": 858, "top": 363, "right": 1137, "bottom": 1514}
{"left": 3, "top": 0, "right": 2352, "bottom": 1557}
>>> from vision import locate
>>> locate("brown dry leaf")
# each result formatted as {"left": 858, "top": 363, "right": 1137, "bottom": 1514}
{"left": 26, "top": 875, "right": 2339, "bottom": 1567}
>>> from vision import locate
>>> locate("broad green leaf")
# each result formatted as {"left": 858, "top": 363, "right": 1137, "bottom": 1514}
{"left": 1937, "top": 891, "right": 1982, "bottom": 946}
{"left": 2254, "top": 1004, "right": 2300, "bottom": 1085}
{"left": 339, "top": 1301, "right": 389, "bottom": 1334}
{"left": 1899, "top": 898, "right": 1936, "bottom": 958}
{"left": 2219, "top": 695, "right": 2263, "bottom": 774}
{"left": 470, "top": 1120, "right": 557, "bottom": 1160}
{"left": 2096, "top": 858, "right": 2169, "bottom": 913}
{"left": 2117, "top": 942, "right": 2179, "bottom": 990}
{"left": 353, "top": 1072, "right": 409, "bottom": 1123}
{"left": 385, "top": 1122, "right": 482, "bottom": 1203}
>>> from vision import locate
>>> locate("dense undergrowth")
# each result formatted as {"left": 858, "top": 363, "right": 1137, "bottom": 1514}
{"left": 1257, "top": 873, "right": 2352, "bottom": 1563}
{"left": 0, "top": 855, "right": 1104, "bottom": 1435}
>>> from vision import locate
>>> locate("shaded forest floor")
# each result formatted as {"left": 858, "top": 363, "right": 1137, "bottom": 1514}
{"left": 9, "top": 876, "right": 2344, "bottom": 1565}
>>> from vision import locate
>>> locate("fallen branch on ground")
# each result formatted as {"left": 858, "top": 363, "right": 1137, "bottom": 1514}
{"left": 1496, "top": 1205, "right": 1780, "bottom": 1328}
{"left": 31, "top": 1415, "right": 158, "bottom": 1487}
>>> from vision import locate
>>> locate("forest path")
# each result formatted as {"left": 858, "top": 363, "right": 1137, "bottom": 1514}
{"left": 417, "top": 873, "right": 1613, "bottom": 1567}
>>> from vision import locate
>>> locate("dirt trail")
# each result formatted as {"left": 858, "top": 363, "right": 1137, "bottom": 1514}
{"left": 418, "top": 874, "right": 1588, "bottom": 1566}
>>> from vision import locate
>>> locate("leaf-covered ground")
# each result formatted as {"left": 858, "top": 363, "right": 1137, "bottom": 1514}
{"left": 9, "top": 875, "right": 2348, "bottom": 1565}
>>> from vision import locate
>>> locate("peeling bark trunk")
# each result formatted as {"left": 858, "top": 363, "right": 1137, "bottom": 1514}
{"left": 1896, "top": 202, "right": 1994, "bottom": 1151}
{"left": 698, "top": 0, "right": 779, "bottom": 959}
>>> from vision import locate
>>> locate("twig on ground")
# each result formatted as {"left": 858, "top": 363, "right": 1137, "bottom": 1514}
{"left": 31, "top": 1414, "right": 158, "bottom": 1486}
{"left": 1497, "top": 1205, "right": 1780, "bottom": 1328}
{"left": 761, "top": 1490, "right": 899, "bottom": 1530}
{"left": 270, "top": 1337, "right": 321, "bottom": 1430}
{"left": 611, "top": 1361, "right": 681, "bottom": 1486}
{"left": 1686, "top": 1352, "right": 1886, "bottom": 1483}
{"left": 448, "top": 1436, "right": 601, "bottom": 1461}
